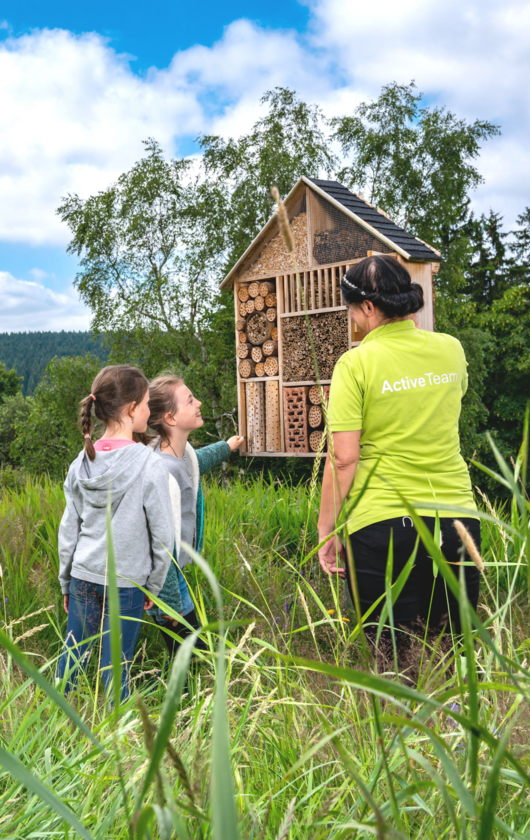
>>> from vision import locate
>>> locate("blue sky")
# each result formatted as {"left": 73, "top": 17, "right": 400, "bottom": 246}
{"left": 0, "top": 0, "right": 528, "bottom": 331}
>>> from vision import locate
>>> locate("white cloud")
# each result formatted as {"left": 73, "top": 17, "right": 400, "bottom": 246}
{"left": 0, "top": 272, "right": 91, "bottom": 331}
{"left": 0, "top": 2, "right": 529, "bottom": 253}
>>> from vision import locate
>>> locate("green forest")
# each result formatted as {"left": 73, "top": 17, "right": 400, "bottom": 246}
{"left": 0, "top": 331, "right": 107, "bottom": 395}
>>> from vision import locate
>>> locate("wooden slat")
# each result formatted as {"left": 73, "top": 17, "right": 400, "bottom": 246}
{"left": 276, "top": 275, "right": 286, "bottom": 452}
{"left": 303, "top": 271, "right": 308, "bottom": 312}
{"left": 233, "top": 281, "right": 247, "bottom": 453}
{"left": 318, "top": 269, "right": 323, "bottom": 310}
{"left": 283, "top": 379, "right": 332, "bottom": 386}
{"left": 310, "top": 270, "right": 316, "bottom": 310}
{"left": 290, "top": 274, "right": 296, "bottom": 314}
{"left": 332, "top": 265, "right": 336, "bottom": 306}
{"left": 283, "top": 275, "right": 289, "bottom": 315}
{"left": 280, "top": 305, "right": 346, "bottom": 318}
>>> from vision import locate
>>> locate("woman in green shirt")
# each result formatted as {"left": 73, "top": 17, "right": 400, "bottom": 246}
{"left": 318, "top": 255, "right": 480, "bottom": 635}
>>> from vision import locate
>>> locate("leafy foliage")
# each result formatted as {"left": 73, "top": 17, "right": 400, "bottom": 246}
{"left": 12, "top": 354, "right": 103, "bottom": 478}
{"left": 0, "top": 393, "right": 32, "bottom": 465}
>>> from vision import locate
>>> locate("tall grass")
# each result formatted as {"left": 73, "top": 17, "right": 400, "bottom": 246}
{"left": 0, "top": 428, "right": 529, "bottom": 838}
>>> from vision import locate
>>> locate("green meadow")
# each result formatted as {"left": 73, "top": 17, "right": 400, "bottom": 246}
{"left": 0, "top": 431, "right": 529, "bottom": 840}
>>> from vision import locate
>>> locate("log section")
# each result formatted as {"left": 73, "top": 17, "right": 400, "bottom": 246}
{"left": 262, "top": 339, "right": 278, "bottom": 357}
{"left": 246, "top": 312, "right": 273, "bottom": 345}
{"left": 239, "top": 359, "right": 256, "bottom": 378}
{"left": 264, "top": 356, "right": 279, "bottom": 377}
{"left": 238, "top": 286, "right": 249, "bottom": 302}
{"left": 251, "top": 346, "right": 264, "bottom": 364}
{"left": 248, "top": 281, "right": 260, "bottom": 298}
{"left": 265, "top": 380, "right": 281, "bottom": 452}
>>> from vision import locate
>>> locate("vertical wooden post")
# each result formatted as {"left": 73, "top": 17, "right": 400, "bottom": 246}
{"left": 276, "top": 275, "right": 286, "bottom": 452}
{"left": 234, "top": 280, "right": 248, "bottom": 453}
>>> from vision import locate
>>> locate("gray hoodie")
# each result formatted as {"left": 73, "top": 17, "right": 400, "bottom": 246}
{"left": 58, "top": 444, "right": 174, "bottom": 596}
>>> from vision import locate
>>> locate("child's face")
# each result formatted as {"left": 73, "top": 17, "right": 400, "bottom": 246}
{"left": 171, "top": 384, "right": 204, "bottom": 432}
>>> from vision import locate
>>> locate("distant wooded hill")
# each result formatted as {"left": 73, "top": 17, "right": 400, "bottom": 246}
{"left": 0, "top": 332, "right": 108, "bottom": 395}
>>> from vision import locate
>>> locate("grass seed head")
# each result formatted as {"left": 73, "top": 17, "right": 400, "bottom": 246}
{"left": 454, "top": 519, "right": 484, "bottom": 572}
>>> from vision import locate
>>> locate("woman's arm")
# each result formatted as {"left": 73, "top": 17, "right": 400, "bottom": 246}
{"left": 318, "top": 430, "right": 361, "bottom": 577}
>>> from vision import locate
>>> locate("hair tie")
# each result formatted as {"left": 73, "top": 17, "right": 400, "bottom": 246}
{"left": 90, "top": 394, "right": 96, "bottom": 401}
{"left": 341, "top": 276, "right": 366, "bottom": 295}
{"left": 84, "top": 434, "right": 91, "bottom": 440}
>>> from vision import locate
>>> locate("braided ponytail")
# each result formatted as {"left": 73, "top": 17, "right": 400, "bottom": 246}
{"left": 78, "top": 365, "right": 149, "bottom": 461}
{"left": 80, "top": 395, "right": 96, "bottom": 461}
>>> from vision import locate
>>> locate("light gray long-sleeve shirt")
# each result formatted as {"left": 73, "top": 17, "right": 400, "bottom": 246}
{"left": 58, "top": 444, "right": 174, "bottom": 596}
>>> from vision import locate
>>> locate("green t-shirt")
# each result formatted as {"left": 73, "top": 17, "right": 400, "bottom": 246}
{"left": 328, "top": 320, "right": 477, "bottom": 534}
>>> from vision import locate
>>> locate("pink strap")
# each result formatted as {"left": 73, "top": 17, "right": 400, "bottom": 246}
{"left": 90, "top": 394, "right": 96, "bottom": 401}
{"left": 84, "top": 434, "right": 91, "bottom": 440}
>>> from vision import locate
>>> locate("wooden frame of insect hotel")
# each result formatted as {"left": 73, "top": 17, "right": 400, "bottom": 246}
{"left": 220, "top": 177, "right": 442, "bottom": 457}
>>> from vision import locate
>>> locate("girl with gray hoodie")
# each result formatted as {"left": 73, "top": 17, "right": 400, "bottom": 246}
{"left": 57, "top": 365, "right": 174, "bottom": 701}
{"left": 145, "top": 374, "right": 244, "bottom": 659}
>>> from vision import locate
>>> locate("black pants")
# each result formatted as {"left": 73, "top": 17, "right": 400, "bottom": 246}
{"left": 158, "top": 609, "right": 207, "bottom": 660}
{"left": 346, "top": 517, "right": 481, "bottom": 634}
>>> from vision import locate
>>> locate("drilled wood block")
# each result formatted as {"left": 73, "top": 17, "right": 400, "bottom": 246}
{"left": 309, "top": 430, "right": 326, "bottom": 453}
{"left": 254, "top": 295, "right": 265, "bottom": 311}
{"left": 265, "top": 293, "right": 277, "bottom": 308}
{"left": 259, "top": 281, "right": 275, "bottom": 297}
{"left": 239, "top": 303, "right": 248, "bottom": 319}
{"left": 255, "top": 362, "right": 265, "bottom": 377}
{"left": 236, "top": 318, "right": 247, "bottom": 332}
{"left": 264, "top": 356, "right": 278, "bottom": 377}
{"left": 265, "top": 380, "right": 281, "bottom": 452}
{"left": 308, "top": 405, "right": 323, "bottom": 428}
{"left": 238, "top": 286, "right": 249, "bottom": 302}
{"left": 237, "top": 342, "right": 251, "bottom": 359}
{"left": 266, "top": 307, "right": 276, "bottom": 322}
{"left": 283, "top": 387, "right": 309, "bottom": 453}
{"left": 251, "top": 346, "right": 263, "bottom": 363}
{"left": 271, "top": 326, "right": 278, "bottom": 341}
{"left": 263, "top": 339, "right": 278, "bottom": 357}
{"left": 245, "top": 299, "right": 256, "bottom": 315}
{"left": 245, "top": 381, "right": 265, "bottom": 452}
{"left": 238, "top": 331, "right": 247, "bottom": 344}
{"left": 308, "top": 384, "right": 330, "bottom": 405}
{"left": 239, "top": 359, "right": 255, "bottom": 379}
{"left": 248, "top": 281, "right": 260, "bottom": 299}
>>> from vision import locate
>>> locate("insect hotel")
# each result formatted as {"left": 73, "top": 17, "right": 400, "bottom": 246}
{"left": 220, "top": 177, "right": 441, "bottom": 457}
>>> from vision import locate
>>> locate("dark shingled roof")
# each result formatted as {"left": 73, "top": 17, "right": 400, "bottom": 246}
{"left": 309, "top": 179, "right": 441, "bottom": 262}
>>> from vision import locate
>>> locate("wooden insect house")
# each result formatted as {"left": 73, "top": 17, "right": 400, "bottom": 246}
{"left": 220, "top": 177, "right": 442, "bottom": 457}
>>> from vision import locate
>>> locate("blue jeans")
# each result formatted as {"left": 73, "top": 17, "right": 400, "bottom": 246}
{"left": 56, "top": 577, "right": 144, "bottom": 701}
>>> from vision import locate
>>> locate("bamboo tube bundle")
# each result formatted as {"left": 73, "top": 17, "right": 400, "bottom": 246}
{"left": 309, "top": 430, "right": 326, "bottom": 453}
{"left": 266, "top": 308, "right": 276, "bottom": 322}
{"left": 246, "top": 312, "right": 273, "bottom": 345}
{"left": 265, "top": 380, "right": 281, "bottom": 452}
{"left": 282, "top": 312, "right": 349, "bottom": 381}
{"left": 238, "top": 332, "right": 247, "bottom": 344}
{"left": 308, "top": 405, "right": 323, "bottom": 428}
{"left": 245, "top": 299, "right": 256, "bottom": 315}
{"left": 237, "top": 343, "right": 251, "bottom": 359}
{"left": 255, "top": 362, "right": 265, "bottom": 377}
{"left": 236, "top": 318, "right": 246, "bottom": 332}
{"left": 239, "top": 359, "right": 255, "bottom": 378}
{"left": 254, "top": 295, "right": 265, "bottom": 311}
{"left": 271, "top": 326, "right": 278, "bottom": 341}
{"left": 265, "top": 293, "right": 277, "bottom": 308}
{"left": 248, "top": 281, "right": 260, "bottom": 298}
{"left": 239, "top": 303, "right": 248, "bottom": 318}
{"left": 245, "top": 381, "right": 265, "bottom": 452}
{"left": 259, "top": 281, "right": 275, "bottom": 297}
{"left": 262, "top": 339, "right": 278, "bottom": 357}
{"left": 308, "top": 384, "right": 330, "bottom": 405}
{"left": 238, "top": 286, "right": 249, "bottom": 302}
{"left": 283, "top": 386, "right": 309, "bottom": 452}
{"left": 251, "top": 346, "right": 263, "bottom": 364}
{"left": 264, "top": 356, "right": 278, "bottom": 377}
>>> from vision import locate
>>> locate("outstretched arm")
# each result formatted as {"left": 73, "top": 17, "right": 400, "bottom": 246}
{"left": 195, "top": 436, "right": 244, "bottom": 475}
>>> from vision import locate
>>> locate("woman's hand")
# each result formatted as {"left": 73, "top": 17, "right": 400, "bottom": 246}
{"left": 318, "top": 534, "right": 346, "bottom": 578}
{"left": 63, "top": 595, "right": 69, "bottom": 614}
{"left": 144, "top": 596, "right": 154, "bottom": 610}
{"left": 227, "top": 435, "right": 245, "bottom": 452}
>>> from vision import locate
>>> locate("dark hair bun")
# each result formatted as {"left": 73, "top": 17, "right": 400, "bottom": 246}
{"left": 340, "top": 256, "right": 424, "bottom": 319}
